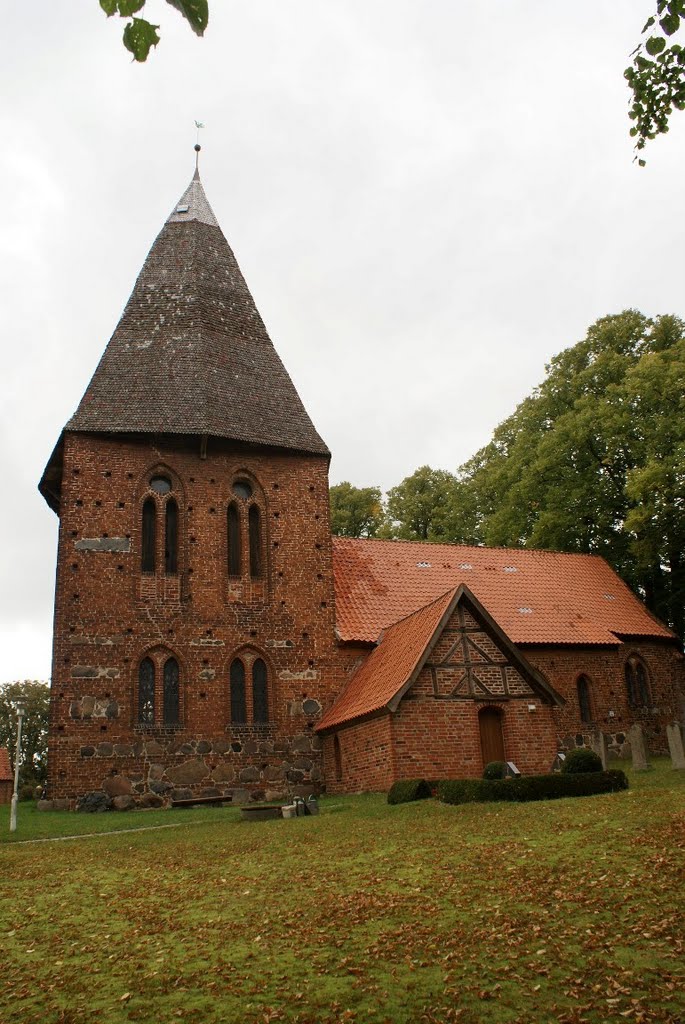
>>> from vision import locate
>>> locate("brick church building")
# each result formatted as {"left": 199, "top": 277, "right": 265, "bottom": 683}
{"left": 39, "top": 163, "right": 684, "bottom": 804}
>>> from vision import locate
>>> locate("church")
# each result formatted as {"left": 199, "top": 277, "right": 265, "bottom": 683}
{"left": 39, "top": 161, "right": 684, "bottom": 805}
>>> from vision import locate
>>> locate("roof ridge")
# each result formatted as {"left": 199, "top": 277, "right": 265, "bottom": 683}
{"left": 332, "top": 535, "right": 612, "bottom": 561}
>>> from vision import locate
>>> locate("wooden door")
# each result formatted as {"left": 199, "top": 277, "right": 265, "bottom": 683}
{"left": 479, "top": 707, "right": 505, "bottom": 766}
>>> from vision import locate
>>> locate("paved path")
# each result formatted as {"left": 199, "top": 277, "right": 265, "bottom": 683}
{"left": 5, "top": 821, "right": 211, "bottom": 846}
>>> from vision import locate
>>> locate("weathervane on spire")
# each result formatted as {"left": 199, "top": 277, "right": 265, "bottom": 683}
{"left": 194, "top": 120, "right": 205, "bottom": 171}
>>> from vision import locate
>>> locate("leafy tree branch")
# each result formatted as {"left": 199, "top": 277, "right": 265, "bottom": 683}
{"left": 99, "top": 0, "right": 208, "bottom": 61}
{"left": 626, "top": 1, "right": 685, "bottom": 162}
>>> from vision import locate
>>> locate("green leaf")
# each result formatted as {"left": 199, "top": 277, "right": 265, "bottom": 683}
{"left": 638, "top": 158, "right": 647, "bottom": 166}
{"left": 646, "top": 35, "right": 667, "bottom": 55}
{"left": 642, "top": 16, "right": 656, "bottom": 31}
{"left": 123, "top": 17, "right": 160, "bottom": 61}
{"left": 100, "top": 0, "right": 118, "bottom": 15}
{"left": 165, "top": 0, "right": 208, "bottom": 35}
{"left": 117, "top": 0, "right": 146, "bottom": 15}
{"left": 659, "top": 13, "right": 681, "bottom": 34}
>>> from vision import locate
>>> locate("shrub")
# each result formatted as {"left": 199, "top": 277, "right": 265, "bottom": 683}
{"left": 437, "top": 770, "right": 628, "bottom": 805}
{"left": 483, "top": 761, "right": 506, "bottom": 780}
{"left": 561, "top": 747, "right": 603, "bottom": 774}
{"left": 19, "top": 784, "right": 36, "bottom": 802}
{"left": 387, "top": 779, "right": 432, "bottom": 805}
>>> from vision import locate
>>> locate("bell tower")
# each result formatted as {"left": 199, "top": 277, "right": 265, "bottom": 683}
{"left": 40, "top": 160, "right": 338, "bottom": 806}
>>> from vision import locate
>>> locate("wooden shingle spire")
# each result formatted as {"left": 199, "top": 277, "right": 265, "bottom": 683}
{"left": 65, "top": 168, "right": 328, "bottom": 454}
{"left": 40, "top": 163, "right": 328, "bottom": 509}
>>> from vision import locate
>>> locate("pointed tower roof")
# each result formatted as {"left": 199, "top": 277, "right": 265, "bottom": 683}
{"left": 40, "top": 162, "right": 328, "bottom": 508}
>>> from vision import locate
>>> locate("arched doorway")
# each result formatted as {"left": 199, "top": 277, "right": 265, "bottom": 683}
{"left": 479, "top": 706, "right": 505, "bottom": 766}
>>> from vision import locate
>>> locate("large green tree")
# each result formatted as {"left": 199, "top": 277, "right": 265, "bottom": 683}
{"left": 385, "top": 466, "right": 461, "bottom": 541}
{"left": 626, "top": 2, "right": 685, "bottom": 161}
{"left": 0, "top": 681, "right": 50, "bottom": 789}
{"left": 456, "top": 310, "right": 685, "bottom": 636}
{"left": 99, "top": 0, "right": 208, "bottom": 61}
{"left": 330, "top": 482, "right": 385, "bottom": 538}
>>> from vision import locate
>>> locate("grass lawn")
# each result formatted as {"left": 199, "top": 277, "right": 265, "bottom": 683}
{"left": 1, "top": 760, "right": 683, "bottom": 1024}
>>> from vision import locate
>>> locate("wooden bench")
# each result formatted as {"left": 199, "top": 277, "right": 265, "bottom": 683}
{"left": 171, "top": 795, "right": 230, "bottom": 808}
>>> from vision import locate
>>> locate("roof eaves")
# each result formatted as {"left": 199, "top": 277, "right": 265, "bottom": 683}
{"left": 386, "top": 587, "right": 460, "bottom": 713}
{"left": 457, "top": 585, "right": 566, "bottom": 707}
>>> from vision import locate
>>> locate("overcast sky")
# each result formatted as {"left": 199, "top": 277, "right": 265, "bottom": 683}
{"left": 2, "top": 0, "right": 685, "bottom": 683}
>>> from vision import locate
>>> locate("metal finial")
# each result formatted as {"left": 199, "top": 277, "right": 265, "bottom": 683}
{"left": 194, "top": 120, "right": 205, "bottom": 174}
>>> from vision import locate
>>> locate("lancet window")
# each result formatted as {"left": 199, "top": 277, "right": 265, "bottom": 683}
{"left": 226, "top": 477, "right": 265, "bottom": 580}
{"left": 140, "top": 472, "right": 181, "bottom": 575}
{"left": 625, "top": 655, "right": 651, "bottom": 708}
{"left": 229, "top": 653, "right": 269, "bottom": 724}
{"left": 137, "top": 653, "right": 182, "bottom": 726}
{"left": 576, "top": 674, "right": 593, "bottom": 723}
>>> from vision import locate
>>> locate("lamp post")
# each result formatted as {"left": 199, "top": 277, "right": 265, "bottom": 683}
{"left": 9, "top": 702, "right": 26, "bottom": 833}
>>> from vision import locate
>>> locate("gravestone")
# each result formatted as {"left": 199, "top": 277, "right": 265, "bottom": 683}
{"left": 589, "top": 730, "right": 608, "bottom": 770}
{"left": 628, "top": 723, "right": 651, "bottom": 771}
{"left": 666, "top": 722, "right": 685, "bottom": 770}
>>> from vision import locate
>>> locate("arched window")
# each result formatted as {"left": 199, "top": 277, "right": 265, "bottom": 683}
{"left": 227, "top": 502, "right": 241, "bottom": 576}
{"left": 227, "top": 476, "right": 266, "bottom": 584}
{"left": 334, "top": 734, "right": 343, "bottom": 782}
{"left": 141, "top": 498, "right": 156, "bottom": 573}
{"left": 249, "top": 506, "right": 262, "bottom": 578}
{"left": 625, "top": 655, "right": 651, "bottom": 707}
{"left": 252, "top": 658, "right": 268, "bottom": 722}
{"left": 138, "top": 651, "right": 182, "bottom": 727}
{"left": 230, "top": 659, "right": 247, "bottom": 723}
{"left": 141, "top": 472, "right": 181, "bottom": 577}
{"left": 163, "top": 657, "right": 180, "bottom": 725}
{"left": 165, "top": 500, "right": 178, "bottom": 574}
{"left": 577, "top": 675, "right": 592, "bottom": 723}
{"left": 138, "top": 658, "right": 155, "bottom": 723}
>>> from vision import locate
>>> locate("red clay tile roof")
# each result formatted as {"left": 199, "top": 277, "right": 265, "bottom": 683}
{"left": 332, "top": 537, "right": 673, "bottom": 646}
{"left": 40, "top": 169, "right": 328, "bottom": 509}
{"left": 0, "top": 748, "right": 13, "bottom": 783}
{"left": 318, "top": 588, "right": 455, "bottom": 731}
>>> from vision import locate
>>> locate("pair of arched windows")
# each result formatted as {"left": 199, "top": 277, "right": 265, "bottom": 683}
{"left": 230, "top": 656, "right": 269, "bottom": 723}
{"left": 142, "top": 475, "right": 178, "bottom": 574}
{"left": 138, "top": 655, "right": 180, "bottom": 725}
{"left": 139, "top": 473, "right": 266, "bottom": 583}
{"left": 625, "top": 655, "right": 651, "bottom": 707}
{"left": 227, "top": 479, "right": 263, "bottom": 578}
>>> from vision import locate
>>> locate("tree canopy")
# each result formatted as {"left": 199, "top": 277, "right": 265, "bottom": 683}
{"left": 331, "top": 311, "right": 685, "bottom": 638}
{"left": 0, "top": 681, "right": 50, "bottom": 789}
{"left": 385, "top": 467, "right": 460, "bottom": 542}
{"left": 329, "top": 482, "right": 385, "bottom": 538}
{"left": 455, "top": 310, "right": 685, "bottom": 636}
{"left": 99, "top": 0, "right": 208, "bottom": 62}
{"left": 626, "top": 2, "right": 685, "bottom": 161}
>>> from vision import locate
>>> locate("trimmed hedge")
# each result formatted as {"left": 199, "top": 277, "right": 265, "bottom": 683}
{"left": 561, "top": 747, "right": 603, "bottom": 774}
{"left": 483, "top": 761, "right": 506, "bottom": 780}
{"left": 437, "top": 770, "right": 628, "bottom": 805}
{"left": 387, "top": 778, "right": 432, "bottom": 805}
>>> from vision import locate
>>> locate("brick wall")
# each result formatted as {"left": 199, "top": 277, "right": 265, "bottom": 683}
{"left": 47, "top": 431, "right": 340, "bottom": 803}
{"left": 525, "top": 641, "right": 685, "bottom": 756}
{"left": 47, "top": 430, "right": 684, "bottom": 802}
{"left": 321, "top": 715, "right": 395, "bottom": 793}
